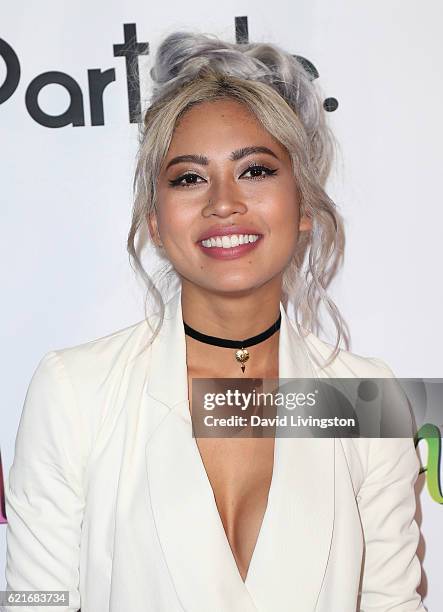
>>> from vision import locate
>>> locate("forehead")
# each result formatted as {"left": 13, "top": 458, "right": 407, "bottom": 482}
{"left": 178, "top": 98, "right": 256, "bottom": 124}
{"left": 167, "top": 98, "right": 286, "bottom": 158}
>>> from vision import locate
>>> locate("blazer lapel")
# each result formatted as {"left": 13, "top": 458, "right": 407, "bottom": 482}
{"left": 145, "top": 289, "right": 335, "bottom": 611}
{"left": 244, "top": 301, "right": 335, "bottom": 611}
{"left": 145, "top": 290, "right": 258, "bottom": 611}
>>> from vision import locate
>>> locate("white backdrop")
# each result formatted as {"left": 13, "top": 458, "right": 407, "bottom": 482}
{"left": 1, "top": 1, "right": 441, "bottom": 608}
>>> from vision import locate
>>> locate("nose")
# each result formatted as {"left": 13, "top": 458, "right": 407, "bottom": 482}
{"left": 202, "top": 179, "right": 248, "bottom": 218}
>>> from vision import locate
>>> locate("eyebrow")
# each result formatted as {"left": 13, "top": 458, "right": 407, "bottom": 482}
{"left": 164, "top": 146, "right": 279, "bottom": 171}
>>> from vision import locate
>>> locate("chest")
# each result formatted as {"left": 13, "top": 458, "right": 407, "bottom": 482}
{"left": 187, "top": 373, "right": 276, "bottom": 581}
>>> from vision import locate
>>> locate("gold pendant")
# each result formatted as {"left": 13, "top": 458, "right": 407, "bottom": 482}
{"left": 235, "top": 348, "right": 249, "bottom": 374}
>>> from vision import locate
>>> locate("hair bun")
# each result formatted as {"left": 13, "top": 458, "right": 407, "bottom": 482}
{"left": 149, "top": 31, "right": 286, "bottom": 103}
{"left": 148, "top": 31, "right": 319, "bottom": 133}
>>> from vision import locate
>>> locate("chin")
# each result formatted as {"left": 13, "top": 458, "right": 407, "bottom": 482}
{"left": 195, "top": 278, "right": 272, "bottom": 296}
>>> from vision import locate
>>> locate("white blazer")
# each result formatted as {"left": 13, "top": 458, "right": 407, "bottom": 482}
{"left": 4, "top": 289, "right": 426, "bottom": 612}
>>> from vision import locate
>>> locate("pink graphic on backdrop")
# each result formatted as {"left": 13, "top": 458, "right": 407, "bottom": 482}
{"left": 0, "top": 450, "right": 7, "bottom": 523}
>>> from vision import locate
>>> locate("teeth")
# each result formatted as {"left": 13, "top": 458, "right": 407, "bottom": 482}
{"left": 201, "top": 234, "right": 260, "bottom": 248}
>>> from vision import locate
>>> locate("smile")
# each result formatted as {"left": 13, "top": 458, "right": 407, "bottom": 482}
{"left": 201, "top": 234, "right": 261, "bottom": 248}
{"left": 198, "top": 233, "right": 263, "bottom": 260}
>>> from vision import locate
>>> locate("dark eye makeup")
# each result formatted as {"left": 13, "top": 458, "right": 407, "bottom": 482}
{"left": 167, "top": 163, "right": 278, "bottom": 188}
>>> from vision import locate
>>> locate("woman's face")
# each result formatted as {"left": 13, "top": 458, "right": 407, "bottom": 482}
{"left": 151, "top": 98, "right": 311, "bottom": 295}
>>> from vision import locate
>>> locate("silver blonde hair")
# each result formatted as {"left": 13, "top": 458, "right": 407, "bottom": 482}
{"left": 127, "top": 31, "right": 349, "bottom": 366}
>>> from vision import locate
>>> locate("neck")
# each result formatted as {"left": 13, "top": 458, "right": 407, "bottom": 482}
{"left": 180, "top": 281, "right": 283, "bottom": 377}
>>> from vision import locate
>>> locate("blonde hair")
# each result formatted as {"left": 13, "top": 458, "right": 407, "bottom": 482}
{"left": 127, "top": 31, "right": 348, "bottom": 366}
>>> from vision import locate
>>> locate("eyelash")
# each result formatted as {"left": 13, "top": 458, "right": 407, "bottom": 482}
{"left": 168, "top": 164, "right": 278, "bottom": 188}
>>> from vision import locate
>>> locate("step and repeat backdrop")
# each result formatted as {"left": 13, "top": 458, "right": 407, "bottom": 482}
{"left": 1, "top": 1, "right": 441, "bottom": 608}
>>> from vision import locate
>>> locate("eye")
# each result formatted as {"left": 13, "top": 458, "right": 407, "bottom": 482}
{"left": 167, "top": 163, "right": 278, "bottom": 188}
{"left": 240, "top": 164, "right": 278, "bottom": 180}
{"left": 168, "top": 172, "right": 205, "bottom": 188}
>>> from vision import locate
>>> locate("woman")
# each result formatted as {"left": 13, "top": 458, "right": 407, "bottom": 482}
{"left": 4, "top": 31, "right": 426, "bottom": 611}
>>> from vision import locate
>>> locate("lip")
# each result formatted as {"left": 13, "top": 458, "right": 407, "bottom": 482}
{"left": 196, "top": 224, "right": 263, "bottom": 243}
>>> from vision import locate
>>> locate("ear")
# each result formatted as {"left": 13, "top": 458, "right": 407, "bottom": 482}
{"left": 147, "top": 210, "right": 163, "bottom": 247}
{"left": 298, "top": 214, "right": 312, "bottom": 232}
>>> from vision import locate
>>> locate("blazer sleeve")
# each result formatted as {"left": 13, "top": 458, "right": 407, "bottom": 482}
{"left": 356, "top": 358, "right": 427, "bottom": 612}
{"left": 4, "top": 351, "right": 85, "bottom": 612}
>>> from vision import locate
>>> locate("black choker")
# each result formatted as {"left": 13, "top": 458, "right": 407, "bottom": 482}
{"left": 183, "top": 313, "right": 282, "bottom": 374}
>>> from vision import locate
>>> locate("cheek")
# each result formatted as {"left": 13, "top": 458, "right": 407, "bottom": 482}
{"left": 156, "top": 199, "right": 192, "bottom": 241}
{"left": 267, "top": 202, "right": 302, "bottom": 261}
{"left": 156, "top": 207, "right": 201, "bottom": 264}
{"left": 270, "top": 194, "right": 301, "bottom": 235}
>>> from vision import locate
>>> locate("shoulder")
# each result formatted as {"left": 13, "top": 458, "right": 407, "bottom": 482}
{"left": 22, "top": 319, "right": 153, "bottom": 452}
{"left": 53, "top": 318, "right": 149, "bottom": 369}
{"left": 300, "top": 332, "right": 420, "bottom": 494}
{"left": 32, "top": 318, "right": 151, "bottom": 400}
{"left": 301, "top": 329, "right": 396, "bottom": 378}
